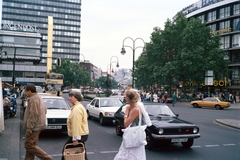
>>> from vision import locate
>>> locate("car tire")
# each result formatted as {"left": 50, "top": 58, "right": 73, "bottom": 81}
{"left": 87, "top": 110, "right": 91, "bottom": 119}
{"left": 181, "top": 139, "right": 194, "bottom": 148}
{"left": 99, "top": 114, "right": 105, "bottom": 125}
{"left": 115, "top": 122, "right": 123, "bottom": 136}
{"left": 193, "top": 103, "right": 199, "bottom": 108}
{"left": 215, "top": 105, "right": 222, "bottom": 110}
{"left": 145, "top": 131, "right": 155, "bottom": 150}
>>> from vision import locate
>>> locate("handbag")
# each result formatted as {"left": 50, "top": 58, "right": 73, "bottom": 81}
{"left": 122, "top": 108, "right": 147, "bottom": 148}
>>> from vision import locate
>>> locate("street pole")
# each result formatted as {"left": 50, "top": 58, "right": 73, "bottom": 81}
{"left": 120, "top": 37, "right": 146, "bottom": 89}
{"left": 12, "top": 47, "right": 17, "bottom": 87}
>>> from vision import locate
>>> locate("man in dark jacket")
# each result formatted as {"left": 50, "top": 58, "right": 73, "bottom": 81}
{"left": 23, "top": 84, "right": 52, "bottom": 160}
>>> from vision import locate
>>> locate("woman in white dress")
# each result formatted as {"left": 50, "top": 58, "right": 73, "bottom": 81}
{"left": 114, "top": 89, "right": 151, "bottom": 160}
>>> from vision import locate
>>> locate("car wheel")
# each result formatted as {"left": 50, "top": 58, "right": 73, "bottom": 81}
{"left": 181, "top": 139, "right": 194, "bottom": 148}
{"left": 87, "top": 110, "right": 91, "bottom": 119}
{"left": 193, "top": 103, "right": 199, "bottom": 108}
{"left": 145, "top": 131, "right": 155, "bottom": 150}
{"left": 115, "top": 122, "right": 123, "bottom": 136}
{"left": 99, "top": 114, "right": 105, "bottom": 125}
{"left": 215, "top": 105, "right": 222, "bottom": 110}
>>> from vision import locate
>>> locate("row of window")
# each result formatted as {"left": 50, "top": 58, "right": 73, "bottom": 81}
{"left": 3, "top": 8, "right": 80, "bottom": 21}
{"left": 208, "top": 18, "right": 239, "bottom": 32}
{"left": 1, "top": 71, "right": 45, "bottom": 78}
{"left": 0, "top": 36, "right": 41, "bottom": 46}
{"left": 4, "top": 1, "right": 81, "bottom": 13}
{"left": 14, "top": 0, "right": 81, "bottom": 7}
{"left": 199, "top": 4, "right": 240, "bottom": 23}
{"left": 3, "top": 13, "right": 80, "bottom": 26}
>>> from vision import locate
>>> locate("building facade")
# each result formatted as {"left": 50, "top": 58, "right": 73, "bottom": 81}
{"left": 181, "top": 0, "right": 240, "bottom": 94}
{"left": 1, "top": 0, "right": 82, "bottom": 85}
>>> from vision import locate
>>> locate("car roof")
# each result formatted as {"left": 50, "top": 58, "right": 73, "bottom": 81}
{"left": 40, "top": 95, "right": 64, "bottom": 99}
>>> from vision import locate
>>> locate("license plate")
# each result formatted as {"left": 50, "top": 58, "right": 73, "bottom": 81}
{"left": 171, "top": 138, "right": 188, "bottom": 142}
{"left": 46, "top": 126, "right": 62, "bottom": 129}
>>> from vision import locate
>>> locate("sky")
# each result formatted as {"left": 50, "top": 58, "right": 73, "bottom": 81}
{"left": 80, "top": 0, "right": 197, "bottom": 71}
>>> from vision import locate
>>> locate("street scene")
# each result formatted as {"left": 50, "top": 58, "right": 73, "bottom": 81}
{"left": 1, "top": 0, "right": 240, "bottom": 160}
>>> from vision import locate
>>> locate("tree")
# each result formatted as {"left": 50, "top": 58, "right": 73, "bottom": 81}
{"left": 135, "top": 12, "right": 224, "bottom": 93}
{"left": 52, "top": 59, "right": 90, "bottom": 88}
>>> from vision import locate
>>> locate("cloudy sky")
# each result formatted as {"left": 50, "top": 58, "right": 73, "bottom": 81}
{"left": 80, "top": 0, "right": 197, "bottom": 71}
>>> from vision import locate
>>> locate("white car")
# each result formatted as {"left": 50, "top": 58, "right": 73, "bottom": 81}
{"left": 86, "top": 97, "right": 123, "bottom": 125}
{"left": 41, "top": 96, "right": 71, "bottom": 131}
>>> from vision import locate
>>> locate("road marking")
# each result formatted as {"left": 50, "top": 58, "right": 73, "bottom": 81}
{"left": 205, "top": 144, "right": 219, "bottom": 147}
{"left": 223, "top": 144, "right": 236, "bottom": 146}
{"left": 100, "top": 151, "right": 118, "bottom": 154}
{"left": 191, "top": 145, "right": 202, "bottom": 148}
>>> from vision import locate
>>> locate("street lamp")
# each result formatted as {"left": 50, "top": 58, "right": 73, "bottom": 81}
{"left": 120, "top": 37, "right": 146, "bottom": 88}
{"left": 109, "top": 56, "right": 119, "bottom": 77}
{"left": 80, "top": 54, "right": 85, "bottom": 88}
{"left": 223, "top": 50, "right": 229, "bottom": 95}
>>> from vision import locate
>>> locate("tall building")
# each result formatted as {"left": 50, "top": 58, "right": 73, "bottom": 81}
{"left": 0, "top": 0, "right": 82, "bottom": 86}
{"left": 180, "top": 0, "right": 240, "bottom": 94}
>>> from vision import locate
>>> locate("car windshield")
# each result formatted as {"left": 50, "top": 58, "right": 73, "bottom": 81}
{"left": 100, "top": 98, "right": 123, "bottom": 107}
{"left": 144, "top": 104, "right": 175, "bottom": 117}
{"left": 43, "top": 98, "right": 70, "bottom": 110}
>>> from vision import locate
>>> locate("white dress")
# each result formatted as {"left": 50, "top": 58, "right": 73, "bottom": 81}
{"left": 114, "top": 119, "right": 146, "bottom": 160}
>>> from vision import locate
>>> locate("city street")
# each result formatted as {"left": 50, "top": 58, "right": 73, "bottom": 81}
{"left": 19, "top": 95, "right": 240, "bottom": 160}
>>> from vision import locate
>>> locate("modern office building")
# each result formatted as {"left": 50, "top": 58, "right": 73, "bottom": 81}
{"left": 181, "top": 0, "right": 240, "bottom": 94}
{"left": 0, "top": 0, "right": 82, "bottom": 85}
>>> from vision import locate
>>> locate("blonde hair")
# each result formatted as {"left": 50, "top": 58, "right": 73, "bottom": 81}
{"left": 125, "top": 89, "right": 139, "bottom": 103}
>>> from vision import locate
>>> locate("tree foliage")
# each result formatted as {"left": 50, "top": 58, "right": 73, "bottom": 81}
{"left": 52, "top": 59, "right": 91, "bottom": 88}
{"left": 135, "top": 12, "right": 226, "bottom": 92}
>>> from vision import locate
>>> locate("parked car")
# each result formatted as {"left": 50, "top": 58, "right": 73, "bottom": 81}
{"left": 86, "top": 97, "right": 123, "bottom": 125}
{"left": 62, "top": 89, "right": 71, "bottom": 93}
{"left": 42, "top": 95, "right": 71, "bottom": 131}
{"left": 113, "top": 103, "right": 200, "bottom": 149}
{"left": 190, "top": 97, "right": 231, "bottom": 110}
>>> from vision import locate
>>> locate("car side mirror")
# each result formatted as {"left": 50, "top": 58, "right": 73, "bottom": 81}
{"left": 95, "top": 104, "right": 99, "bottom": 107}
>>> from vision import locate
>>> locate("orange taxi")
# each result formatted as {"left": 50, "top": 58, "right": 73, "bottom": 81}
{"left": 190, "top": 97, "right": 231, "bottom": 110}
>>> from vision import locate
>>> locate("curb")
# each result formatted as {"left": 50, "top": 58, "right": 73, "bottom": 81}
{"left": 215, "top": 119, "right": 240, "bottom": 130}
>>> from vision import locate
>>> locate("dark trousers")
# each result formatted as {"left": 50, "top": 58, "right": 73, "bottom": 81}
{"left": 61, "top": 135, "right": 88, "bottom": 160}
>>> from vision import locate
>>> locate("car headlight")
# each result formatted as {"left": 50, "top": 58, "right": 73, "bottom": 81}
{"left": 193, "top": 127, "right": 199, "bottom": 133}
{"left": 104, "top": 112, "right": 114, "bottom": 116}
{"left": 158, "top": 128, "right": 164, "bottom": 134}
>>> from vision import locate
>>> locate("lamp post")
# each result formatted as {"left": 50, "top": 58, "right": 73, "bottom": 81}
{"left": 120, "top": 37, "right": 146, "bottom": 88}
{"left": 106, "top": 58, "right": 120, "bottom": 96}
{"left": 80, "top": 54, "right": 85, "bottom": 88}
{"left": 223, "top": 50, "right": 229, "bottom": 97}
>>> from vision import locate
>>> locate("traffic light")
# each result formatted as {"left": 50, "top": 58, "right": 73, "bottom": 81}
{"left": 56, "top": 57, "right": 61, "bottom": 66}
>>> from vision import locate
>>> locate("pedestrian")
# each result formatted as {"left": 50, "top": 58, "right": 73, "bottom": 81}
{"left": 172, "top": 92, "right": 177, "bottom": 107}
{"left": 114, "top": 89, "right": 152, "bottom": 160}
{"left": 61, "top": 91, "right": 89, "bottom": 160}
{"left": 23, "top": 83, "right": 53, "bottom": 160}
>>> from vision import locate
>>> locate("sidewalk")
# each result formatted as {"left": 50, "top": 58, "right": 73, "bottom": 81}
{"left": 0, "top": 97, "right": 239, "bottom": 160}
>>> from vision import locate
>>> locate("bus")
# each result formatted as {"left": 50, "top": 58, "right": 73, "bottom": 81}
{"left": 45, "top": 73, "right": 64, "bottom": 96}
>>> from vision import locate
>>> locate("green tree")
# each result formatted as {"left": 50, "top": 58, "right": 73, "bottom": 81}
{"left": 135, "top": 12, "right": 225, "bottom": 93}
{"left": 52, "top": 59, "right": 90, "bottom": 88}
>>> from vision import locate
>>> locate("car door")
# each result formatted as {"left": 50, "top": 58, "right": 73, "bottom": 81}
{"left": 201, "top": 98, "right": 212, "bottom": 107}
{"left": 92, "top": 99, "right": 101, "bottom": 118}
{"left": 87, "top": 99, "right": 96, "bottom": 117}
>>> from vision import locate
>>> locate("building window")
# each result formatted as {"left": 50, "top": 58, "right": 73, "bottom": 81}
{"left": 233, "top": 4, "right": 240, "bottom": 15}
{"left": 232, "top": 34, "right": 240, "bottom": 48}
{"left": 207, "top": 11, "right": 216, "bottom": 22}
{"left": 198, "top": 15, "right": 205, "bottom": 23}
{"left": 220, "top": 36, "right": 230, "bottom": 49}
{"left": 233, "top": 18, "right": 240, "bottom": 31}
{"left": 219, "top": 20, "right": 230, "bottom": 30}
{"left": 2, "top": 71, "right": 12, "bottom": 77}
{"left": 209, "top": 24, "right": 216, "bottom": 32}
{"left": 219, "top": 6, "right": 230, "bottom": 19}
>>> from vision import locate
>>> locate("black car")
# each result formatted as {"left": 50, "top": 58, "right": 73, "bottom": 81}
{"left": 113, "top": 103, "right": 200, "bottom": 149}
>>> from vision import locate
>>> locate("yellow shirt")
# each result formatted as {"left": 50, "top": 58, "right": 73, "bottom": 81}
{"left": 67, "top": 102, "right": 89, "bottom": 137}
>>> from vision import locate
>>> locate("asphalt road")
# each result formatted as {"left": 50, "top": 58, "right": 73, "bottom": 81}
{"left": 19, "top": 95, "right": 240, "bottom": 160}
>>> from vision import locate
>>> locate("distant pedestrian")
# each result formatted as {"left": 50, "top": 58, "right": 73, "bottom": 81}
{"left": 23, "top": 84, "right": 53, "bottom": 160}
{"left": 172, "top": 92, "right": 177, "bottom": 107}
